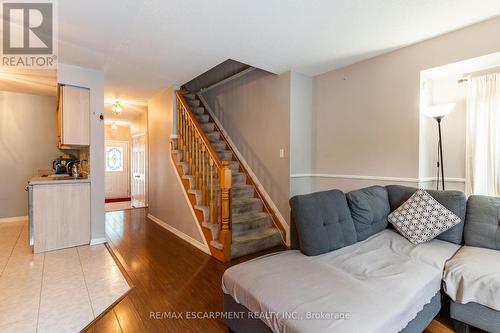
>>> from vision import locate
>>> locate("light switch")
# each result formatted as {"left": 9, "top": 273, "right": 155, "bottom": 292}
{"left": 279, "top": 148, "right": 285, "bottom": 158}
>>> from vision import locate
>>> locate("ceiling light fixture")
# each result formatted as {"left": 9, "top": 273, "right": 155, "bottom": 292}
{"left": 112, "top": 101, "right": 123, "bottom": 115}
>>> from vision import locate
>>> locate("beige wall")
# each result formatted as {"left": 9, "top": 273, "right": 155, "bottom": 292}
{"left": 202, "top": 70, "right": 291, "bottom": 223}
{"left": 290, "top": 72, "right": 313, "bottom": 196}
{"left": 131, "top": 109, "right": 148, "bottom": 136}
{"left": 290, "top": 72, "right": 313, "bottom": 174}
{"left": 0, "top": 91, "right": 59, "bottom": 218}
{"left": 147, "top": 87, "right": 204, "bottom": 243}
{"left": 308, "top": 17, "right": 500, "bottom": 193}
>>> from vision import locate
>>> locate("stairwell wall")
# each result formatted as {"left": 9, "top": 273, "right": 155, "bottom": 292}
{"left": 202, "top": 70, "right": 291, "bottom": 224}
{"left": 147, "top": 87, "right": 205, "bottom": 244}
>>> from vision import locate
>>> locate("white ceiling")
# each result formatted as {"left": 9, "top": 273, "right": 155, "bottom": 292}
{"left": 104, "top": 101, "right": 147, "bottom": 126}
{"left": 58, "top": 0, "right": 500, "bottom": 104}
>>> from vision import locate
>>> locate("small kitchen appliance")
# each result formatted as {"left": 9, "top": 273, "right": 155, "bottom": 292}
{"left": 52, "top": 154, "right": 77, "bottom": 174}
{"left": 67, "top": 160, "right": 81, "bottom": 178}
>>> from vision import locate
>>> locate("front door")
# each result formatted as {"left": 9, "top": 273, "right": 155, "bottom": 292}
{"left": 105, "top": 140, "right": 130, "bottom": 199}
{"left": 131, "top": 133, "right": 147, "bottom": 207}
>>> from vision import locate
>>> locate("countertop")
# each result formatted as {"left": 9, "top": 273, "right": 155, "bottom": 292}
{"left": 29, "top": 175, "right": 91, "bottom": 185}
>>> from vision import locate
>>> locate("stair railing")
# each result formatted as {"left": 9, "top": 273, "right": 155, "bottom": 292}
{"left": 176, "top": 90, "right": 232, "bottom": 259}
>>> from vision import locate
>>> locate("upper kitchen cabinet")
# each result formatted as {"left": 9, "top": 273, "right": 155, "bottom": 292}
{"left": 57, "top": 84, "right": 90, "bottom": 148}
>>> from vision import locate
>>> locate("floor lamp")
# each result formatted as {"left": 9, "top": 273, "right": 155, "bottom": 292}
{"left": 424, "top": 103, "right": 456, "bottom": 191}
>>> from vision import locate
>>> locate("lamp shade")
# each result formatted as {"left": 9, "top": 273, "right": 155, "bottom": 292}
{"left": 424, "top": 103, "right": 456, "bottom": 119}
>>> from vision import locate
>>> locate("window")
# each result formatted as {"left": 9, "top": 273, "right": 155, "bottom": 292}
{"left": 106, "top": 146, "right": 124, "bottom": 172}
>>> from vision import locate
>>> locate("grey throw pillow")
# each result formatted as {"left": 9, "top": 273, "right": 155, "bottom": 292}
{"left": 388, "top": 189, "right": 461, "bottom": 244}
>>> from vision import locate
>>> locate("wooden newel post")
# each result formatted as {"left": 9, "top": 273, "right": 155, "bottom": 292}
{"left": 219, "top": 161, "right": 232, "bottom": 257}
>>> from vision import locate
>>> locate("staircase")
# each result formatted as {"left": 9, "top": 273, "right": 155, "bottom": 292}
{"left": 171, "top": 90, "right": 284, "bottom": 262}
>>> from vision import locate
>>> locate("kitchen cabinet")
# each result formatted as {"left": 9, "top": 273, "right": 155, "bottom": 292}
{"left": 28, "top": 179, "right": 91, "bottom": 253}
{"left": 57, "top": 84, "right": 90, "bottom": 148}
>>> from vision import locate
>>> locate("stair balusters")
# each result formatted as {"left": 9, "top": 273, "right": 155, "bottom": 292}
{"left": 174, "top": 91, "right": 233, "bottom": 261}
{"left": 220, "top": 161, "right": 232, "bottom": 258}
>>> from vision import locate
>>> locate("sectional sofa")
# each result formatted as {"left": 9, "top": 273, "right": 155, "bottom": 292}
{"left": 222, "top": 185, "right": 500, "bottom": 333}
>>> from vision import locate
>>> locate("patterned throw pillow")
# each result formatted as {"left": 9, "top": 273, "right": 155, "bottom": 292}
{"left": 388, "top": 189, "right": 461, "bottom": 245}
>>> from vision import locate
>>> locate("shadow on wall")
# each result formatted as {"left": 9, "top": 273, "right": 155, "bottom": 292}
{"left": 212, "top": 96, "right": 288, "bottom": 217}
{"left": 199, "top": 67, "right": 291, "bottom": 223}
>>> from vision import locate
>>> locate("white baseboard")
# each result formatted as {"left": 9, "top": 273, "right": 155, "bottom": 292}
{"left": 90, "top": 237, "right": 107, "bottom": 245}
{"left": 147, "top": 213, "right": 211, "bottom": 255}
{"left": 198, "top": 93, "right": 290, "bottom": 246}
{"left": 0, "top": 215, "right": 28, "bottom": 223}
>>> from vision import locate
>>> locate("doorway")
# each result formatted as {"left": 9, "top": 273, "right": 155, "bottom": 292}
{"left": 103, "top": 102, "right": 148, "bottom": 212}
{"left": 131, "top": 133, "right": 147, "bottom": 208}
{"left": 105, "top": 140, "right": 130, "bottom": 200}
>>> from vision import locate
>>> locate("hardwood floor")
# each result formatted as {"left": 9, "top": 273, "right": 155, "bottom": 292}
{"left": 84, "top": 208, "right": 285, "bottom": 332}
{"left": 84, "top": 208, "right": 473, "bottom": 333}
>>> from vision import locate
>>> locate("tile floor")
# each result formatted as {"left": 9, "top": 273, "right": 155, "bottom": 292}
{"left": 0, "top": 218, "right": 130, "bottom": 333}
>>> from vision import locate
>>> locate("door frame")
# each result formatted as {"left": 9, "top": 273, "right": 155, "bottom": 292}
{"left": 131, "top": 132, "right": 148, "bottom": 207}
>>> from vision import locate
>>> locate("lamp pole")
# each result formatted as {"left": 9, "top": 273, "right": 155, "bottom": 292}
{"left": 425, "top": 103, "right": 454, "bottom": 191}
{"left": 436, "top": 116, "right": 445, "bottom": 191}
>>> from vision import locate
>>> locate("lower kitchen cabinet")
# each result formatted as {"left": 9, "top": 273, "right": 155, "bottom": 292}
{"left": 29, "top": 181, "right": 91, "bottom": 253}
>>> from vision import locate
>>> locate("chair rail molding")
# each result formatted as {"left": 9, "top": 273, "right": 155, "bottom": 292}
{"left": 291, "top": 174, "right": 466, "bottom": 184}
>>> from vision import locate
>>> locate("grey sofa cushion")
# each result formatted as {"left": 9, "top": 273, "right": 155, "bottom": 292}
{"left": 289, "top": 190, "right": 357, "bottom": 256}
{"left": 386, "top": 185, "right": 466, "bottom": 244}
{"left": 346, "top": 186, "right": 390, "bottom": 241}
{"left": 464, "top": 195, "right": 500, "bottom": 250}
